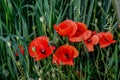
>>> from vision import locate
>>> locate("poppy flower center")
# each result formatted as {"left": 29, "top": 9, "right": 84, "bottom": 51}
{"left": 65, "top": 54, "right": 69, "bottom": 59}
{"left": 87, "top": 39, "right": 91, "bottom": 43}
{"left": 40, "top": 49, "right": 46, "bottom": 54}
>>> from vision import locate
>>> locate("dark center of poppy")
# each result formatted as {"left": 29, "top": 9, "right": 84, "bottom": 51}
{"left": 65, "top": 54, "right": 69, "bottom": 59}
{"left": 87, "top": 39, "right": 91, "bottom": 43}
{"left": 40, "top": 49, "right": 46, "bottom": 54}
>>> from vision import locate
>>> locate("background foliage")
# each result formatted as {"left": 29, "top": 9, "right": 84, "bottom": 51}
{"left": 0, "top": 0, "right": 120, "bottom": 80}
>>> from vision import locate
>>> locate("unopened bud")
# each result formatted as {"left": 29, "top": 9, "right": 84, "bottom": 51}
{"left": 98, "top": 1, "right": 102, "bottom": 6}
{"left": 40, "top": 16, "right": 44, "bottom": 22}
{"left": 7, "top": 41, "right": 11, "bottom": 47}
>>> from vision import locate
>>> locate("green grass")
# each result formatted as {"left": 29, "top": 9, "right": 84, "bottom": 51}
{"left": 0, "top": 0, "right": 120, "bottom": 80}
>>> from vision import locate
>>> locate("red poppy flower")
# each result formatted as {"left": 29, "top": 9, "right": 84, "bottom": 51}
{"left": 84, "top": 31, "right": 99, "bottom": 52}
{"left": 52, "top": 44, "right": 79, "bottom": 65}
{"left": 54, "top": 19, "right": 77, "bottom": 37}
{"left": 28, "top": 36, "right": 55, "bottom": 61}
{"left": 98, "top": 32, "right": 116, "bottom": 48}
{"left": 69, "top": 22, "right": 92, "bottom": 42}
{"left": 16, "top": 46, "right": 24, "bottom": 56}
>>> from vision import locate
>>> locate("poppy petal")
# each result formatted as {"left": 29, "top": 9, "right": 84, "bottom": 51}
{"left": 100, "top": 40, "right": 117, "bottom": 48}
{"left": 103, "top": 32, "right": 113, "bottom": 42}
{"left": 52, "top": 55, "right": 57, "bottom": 64}
{"left": 29, "top": 43, "right": 38, "bottom": 57}
{"left": 35, "top": 55, "right": 41, "bottom": 61}
{"left": 112, "top": 40, "right": 117, "bottom": 43}
{"left": 69, "top": 30, "right": 91, "bottom": 42}
{"left": 68, "top": 22, "right": 88, "bottom": 42}
{"left": 50, "top": 46, "right": 56, "bottom": 51}
{"left": 91, "top": 35, "right": 99, "bottom": 45}
{"left": 68, "top": 45, "right": 79, "bottom": 58}
{"left": 59, "top": 20, "right": 77, "bottom": 36}
{"left": 82, "top": 30, "right": 92, "bottom": 40}
{"left": 52, "top": 54, "right": 61, "bottom": 65}
{"left": 98, "top": 32, "right": 117, "bottom": 48}
{"left": 62, "top": 59, "right": 74, "bottom": 65}
{"left": 76, "top": 22, "right": 87, "bottom": 32}
{"left": 54, "top": 24, "right": 60, "bottom": 32}
{"left": 54, "top": 20, "right": 77, "bottom": 36}
{"left": 53, "top": 44, "right": 79, "bottom": 65}
{"left": 69, "top": 35, "right": 83, "bottom": 42}
{"left": 28, "top": 36, "right": 53, "bottom": 61}
{"left": 100, "top": 43, "right": 110, "bottom": 48}
{"left": 85, "top": 44, "right": 94, "bottom": 52}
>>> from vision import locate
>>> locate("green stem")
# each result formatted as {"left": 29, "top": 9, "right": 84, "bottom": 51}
{"left": 112, "top": 0, "right": 120, "bottom": 23}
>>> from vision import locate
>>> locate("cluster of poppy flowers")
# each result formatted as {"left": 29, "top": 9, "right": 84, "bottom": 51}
{"left": 17, "top": 19, "right": 117, "bottom": 66}
{"left": 54, "top": 20, "right": 116, "bottom": 52}
{"left": 28, "top": 36, "right": 78, "bottom": 65}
